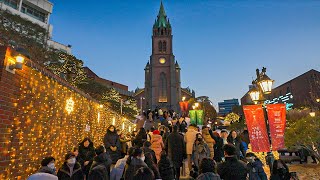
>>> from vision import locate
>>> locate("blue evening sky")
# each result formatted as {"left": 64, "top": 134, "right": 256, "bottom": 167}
{"left": 50, "top": 0, "right": 320, "bottom": 108}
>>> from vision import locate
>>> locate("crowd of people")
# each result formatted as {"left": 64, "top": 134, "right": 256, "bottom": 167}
{"left": 27, "top": 109, "right": 294, "bottom": 180}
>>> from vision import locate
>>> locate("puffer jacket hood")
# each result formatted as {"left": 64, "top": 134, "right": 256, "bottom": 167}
{"left": 196, "top": 172, "right": 221, "bottom": 180}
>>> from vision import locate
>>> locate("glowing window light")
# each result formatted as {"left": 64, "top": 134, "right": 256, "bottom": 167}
{"left": 65, "top": 97, "right": 75, "bottom": 114}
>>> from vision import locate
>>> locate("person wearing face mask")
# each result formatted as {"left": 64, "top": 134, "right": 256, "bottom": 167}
{"left": 104, "top": 125, "right": 121, "bottom": 164}
{"left": 27, "top": 156, "right": 58, "bottom": 180}
{"left": 57, "top": 152, "right": 84, "bottom": 180}
{"left": 192, "top": 133, "right": 210, "bottom": 169}
{"left": 124, "top": 148, "right": 148, "bottom": 180}
{"left": 78, "top": 137, "right": 95, "bottom": 179}
{"left": 245, "top": 153, "right": 267, "bottom": 180}
{"left": 270, "top": 160, "right": 291, "bottom": 180}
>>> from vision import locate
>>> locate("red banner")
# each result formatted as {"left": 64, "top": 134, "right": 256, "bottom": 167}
{"left": 266, "top": 104, "right": 286, "bottom": 151}
{"left": 179, "top": 102, "right": 189, "bottom": 112}
{"left": 243, "top": 105, "right": 270, "bottom": 152}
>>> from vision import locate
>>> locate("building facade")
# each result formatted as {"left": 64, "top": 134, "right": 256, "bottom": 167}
{"left": 134, "top": 2, "right": 195, "bottom": 112}
{"left": 84, "top": 67, "right": 133, "bottom": 97}
{"left": 0, "top": 0, "right": 71, "bottom": 53}
{"left": 241, "top": 69, "right": 320, "bottom": 110}
{"left": 218, "top": 99, "right": 239, "bottom": 116}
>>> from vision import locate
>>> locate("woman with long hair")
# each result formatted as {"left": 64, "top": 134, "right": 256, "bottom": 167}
{"left": 104, "top": 125, "right": 121, "bottom": 164}
{"left": 133, "top": 128, "right": 147, "bottom": 148}
{"left": 227, "top": 130, "right": 246, "bottom": 159}
{"left": 78, "top": 137, "right": 95, "bottom": 179}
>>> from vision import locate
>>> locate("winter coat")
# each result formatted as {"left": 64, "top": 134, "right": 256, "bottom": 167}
{"left": 27, "top": 173, "right": 58, "bottom": 180}
{"left": 38, "top": 166, "right": 57, "bottom": 175}
{"left": 132, "top": 132, "right": 147, "bottom": 148}
{"left": 192, "top": 141, "right": 210, "bottom": 168}
{"left": 78, "top": 141, "right": 95, "bottom": 177}
{"left": 124, "top": 157, "right": 148, "bottom": 180}
{"left": 142, "top": 147, "right": 157, "bottom": 164}
{"left": 227, "top": 137, "right": 246, "bottom": 159}
{"left": 202, "top": 128, "right": 215, "bottom": 158}
{"left": 209, "top": 129, "right": 224, "bottom": 162}
{"left": 178, "top": 118, "right": 187, "bottom": 133}
{"left": 247, "top": 159, "right": 267, "bottom": 180}
{"left": 104, "top": 128, "right": 121, "bottom": 164}
{"left": 88, "top": 152, "right": 112, "bottom": 180}
{"left": 165, "top": 131, "right": 186, "bottom": 168}
{"left": 110, "top": 155, "right": 129, "bottom": 180}
{"left": 158, "top": 157, "right": 176, "bottom": 180}
{"left": 196, "top": 172, "right": 221, "bottom": 180}
{"left": 151, "top": 134, "right": 164, "bottom": 161}
{"left": 185, "top": 127, "right": 198, "bottom": 155}
{"left": 146, "top": 162, "right": 161, "bottom": 179}
{"left": 217, "top": 156, "right": 248, "bottom": 180}
{"left": 57, "top": 162, "right": 84, "bottom": 180}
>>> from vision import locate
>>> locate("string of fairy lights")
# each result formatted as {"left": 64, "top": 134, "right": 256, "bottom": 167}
{"left": 1, "top": 65, "right": 135, "bottom": 179}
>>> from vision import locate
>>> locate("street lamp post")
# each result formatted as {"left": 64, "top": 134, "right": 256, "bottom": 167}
{"left": 248, "top": 67, "right": 275, "bottom": 173}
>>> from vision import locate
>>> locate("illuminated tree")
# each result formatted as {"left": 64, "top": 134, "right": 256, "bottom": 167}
{"left": 225, "top": 112, "right": 240, "bottom": 123}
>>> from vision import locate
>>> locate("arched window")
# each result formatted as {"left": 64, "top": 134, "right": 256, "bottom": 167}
{"left": 158, "top": 41, "right": 162, "bottom": 52}
{"left": 161, "top": 29, "right": 164, "bottom": 35}
{"left": 159, "top": 72, "right": 167, "bottom": 102}
{"left": 162, "top": 41, "right": 167, "bottom": 52}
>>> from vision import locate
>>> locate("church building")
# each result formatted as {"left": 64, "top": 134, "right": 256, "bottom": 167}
{"left": 134, "top": 2, "right": 195, "bottom": 112}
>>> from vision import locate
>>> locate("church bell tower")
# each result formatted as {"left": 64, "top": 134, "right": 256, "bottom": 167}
{"left": 144, "top": 1, "right": 181, "bottom": 111}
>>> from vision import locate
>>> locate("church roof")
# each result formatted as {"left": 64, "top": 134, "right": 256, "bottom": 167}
{"left": 153, "top": 1, "right": 171, "bottom": 29}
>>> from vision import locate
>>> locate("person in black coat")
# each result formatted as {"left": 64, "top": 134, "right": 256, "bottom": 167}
{"left": 142, "top": 141, "right": 157, "bottom": 164}
{"left": 209, "top": 129, "right": 224, "bottom": 162}
{"left": 270, "top": 160, "right": 290, "bottom": 180}
{"left": 165, "top": 125, "right": 186, "bottom": 180}
{"left": 104, "top": 125, "right": 121, "bottom": 164}
{"left": 158, "top": 151, "right": 176, "bottom": 180}
{"left": 124, "top": 148, "right": 148, "bottom": 180}
{"left": 57, "top": 152, "right": 84, "bottom": 180}
{"left": 132, "top": 128, "right": 147, "bottom": 148}
{"left": 78, "top": 137, "right": 95, "bottom": 179}
{"left": 144, "top": 152, "right": 161, "bottom": 179}
{"left": 227, "top": 130, "right": 246, "bottom": 159}
{"left": 245, "top": 152, "right": 267, "bottom": 180}
{"left": 88, "top": 145, "right": 112, "bottom": 180}
{"left": 217, "top": 144, "right": 248, "bottom": 180}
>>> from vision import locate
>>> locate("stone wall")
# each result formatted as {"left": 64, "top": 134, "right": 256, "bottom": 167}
{"left": 0, "top": 46, "right": 133, "bottom": 179}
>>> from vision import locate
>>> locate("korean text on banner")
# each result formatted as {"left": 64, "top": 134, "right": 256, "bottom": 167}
{"left": 243, "top": 105, "right": 270, "bottom": 152}
{"left": 266, "top": 104, "right": 286, "bottom": 151}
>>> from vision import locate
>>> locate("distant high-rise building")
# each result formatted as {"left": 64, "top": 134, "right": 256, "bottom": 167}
{"left": 0, "top": 0, "right": 71, "bottom": 53}
{"left": 218, "top": 99, "right": 239, "bottom": 116}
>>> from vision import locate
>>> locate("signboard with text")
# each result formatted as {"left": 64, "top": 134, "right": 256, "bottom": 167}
{"left": 266, "top": 104, "right": 286, "bottom": 150}
{"left": 243, "top": 105, "right": 271, "bottom": 152}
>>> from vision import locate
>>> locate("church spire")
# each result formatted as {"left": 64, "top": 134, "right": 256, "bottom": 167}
{"left": 153, "top": 1, "right": 171, "bottom": 29}
{"left": 158, "top": 1, "right": 166, "bottom": 18}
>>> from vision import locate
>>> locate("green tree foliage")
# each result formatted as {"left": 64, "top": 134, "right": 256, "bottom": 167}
{"left": 285, "top": 110, "right": 320, "bottom": 160}
{"left": 46, "top": 52, "right": 87, "bottom": 86}
{"left": 101, "top": 88, "right": 138, "bottom": 119}
{"left": 194, "top": 96, "right": 217, "bottom": 120}
{"left": 0, "top": 10, "right": 88, "bottom": 86}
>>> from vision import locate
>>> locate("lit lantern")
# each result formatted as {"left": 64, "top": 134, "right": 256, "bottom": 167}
{"left": 248, "top": 85, "right": 261, "bottom": 103}
{"left": 65, "top": 97, "right": 75, "bottom": 114}
{"left": 309, "top": 112, "right": 316, "bottom": 117}
{"left": 112, "top": 117, "right": 115, "bottom": 125}
{"left": 258, "top": 74, "right": 274, "bottom": 94}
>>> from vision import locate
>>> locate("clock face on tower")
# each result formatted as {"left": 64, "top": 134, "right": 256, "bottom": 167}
{"left": 159, "top": 57, "right": 166, "bottom": 64}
